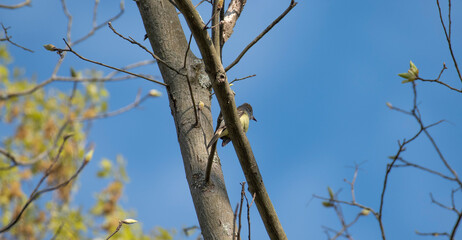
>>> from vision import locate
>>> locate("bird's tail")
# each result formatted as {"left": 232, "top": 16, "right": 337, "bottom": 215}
{"left": 207, "top": 129, "right": 223, "bottom": 149}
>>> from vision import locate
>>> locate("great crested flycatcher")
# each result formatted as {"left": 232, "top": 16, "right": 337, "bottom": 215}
{"left": 207, "top": 103, "right": 257, "bottom": 148}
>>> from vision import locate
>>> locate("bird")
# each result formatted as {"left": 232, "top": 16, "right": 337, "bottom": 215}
{"left": 207, "top": 103, "right": 257, "bottom": 148}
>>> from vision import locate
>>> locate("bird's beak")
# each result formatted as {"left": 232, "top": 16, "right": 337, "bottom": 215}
{"left": 252, "top": 116, "right": 257, "bottom": 122}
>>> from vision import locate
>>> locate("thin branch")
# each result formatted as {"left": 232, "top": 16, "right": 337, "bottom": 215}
{"left": 0, "top": 135, "right": 89, "bottom": 233}
{"left": 243, "top": 190, "right": 254, "bottom": 240}
{"left": 60, "top": 39, "right": 167, "bottom": 86}
{"left": 415, "top": 231, "right": 449, "bottom": 237}
{"left": 230, "top": 74, "right": 256, "bottom": 84}
{"left": 210, "top": 74, "right": 256, "bottom": 96}
{"left": 105, "top": 221, "right": 123, "bottom": 240}
{"left": 238, "top": 182, "right": 246, "bottom": 240}
{"left": 72, "top": 2, "right": 125, "bottom": 46}
{"left": 50, "top": 224, "right": 64, "bottom": 240}
{"left": 225, "top": 0, "right": 297, "bottom": 72}
{"left": 108, "top": 22, "right": 183, "bottom": 76}
{"left": 394, "top": 157, "right": 456, "bottom": 182}
{"left": 0, "top": 60, "right": 157, "bottom": 101}
{"left": 430, "top": 193, "right": 457, "bottom": 213}
{"left": 232, "top": 203, "right": 239, "bottom": 240}
{"left": 450, "top": 212, "right": 462, "bottom": 239}
{"left": 330, "top": 213, "right": 361, "bottom": 240}
{"left": 436, "top": 0, "right": 462, "bottom": 83}
{"left": 417, "top": 63, "right": 462, "bottom": 93}
{"left": 0, "top": 0, "right": 30, "bottom": 9}
{"left": 79, "top": 91, "right": 152, "bottom": 121}
{"left": 344, "top": 165, "right": 359, "bottom": 203}
{"left": 0, "top": 78, "right": 54, "bottom": 101}
{"left": 313, "top": 195, "right": 378, "bottom": 218}
{"left": 0, "top": 24, "right": 33, "bottom": 52}
{"left": 60, "top": 0, "right": 72, "bottom": 42}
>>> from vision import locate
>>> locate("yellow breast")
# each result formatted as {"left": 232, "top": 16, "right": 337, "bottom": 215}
{"left": 240, "top": 113, "right": 250, "bottom": 133}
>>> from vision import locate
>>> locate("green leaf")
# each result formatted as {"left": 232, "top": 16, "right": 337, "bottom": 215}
{"left": 328, "top": 187, "right": 334, "bottom": 200}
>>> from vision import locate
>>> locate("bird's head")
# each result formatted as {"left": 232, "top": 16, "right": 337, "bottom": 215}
{"left": 240, "top": 103, "right": 257, "bottom": 122}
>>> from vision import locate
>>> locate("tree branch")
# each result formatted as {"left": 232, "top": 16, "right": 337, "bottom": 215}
{"left": 0, "top": 0, "right": 30, "bottom": 9}
{"left": 176, "top": 0, "right": 287, "bottom": 238}
{"left": 225, "top": 0, "right": 297, "bottom": 72}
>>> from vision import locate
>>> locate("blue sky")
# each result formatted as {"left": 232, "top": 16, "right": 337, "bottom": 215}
{"left": 1, "top": 0, "right": 462, "bottom": 239}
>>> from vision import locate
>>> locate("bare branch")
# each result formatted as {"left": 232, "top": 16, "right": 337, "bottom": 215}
{"left": 430, "top": 193, "right": 457, "bottom": 213}
{"left": 394, "top": 157, "right": 456, "bottom": 182}
{"left": 225, "top": 0, "right": 297, "bottom": 72}
{"left": 72, "top": 1, "right": 125, "bottom": 46}
{"left": 415, "top": 231, "right": 449, "bottom": 237}
{"left": 108, "top": 22, "right": 183, "bottom": 76}
{"left": 0, "top": 24, "right": 33, "bottom": 52}
{"left": 450, "top": 213, "right": 462, "bottom": 239}
{"left": 417, "top": 63, "right": 462, "bottom": 93}
{"left": 60, "top": 39, "right": 167, "bottom": 86}
{"left": 79, "top": 91, "right": 152, "bottom": 121}
{"left": 222, "top": 0, "right": 247, "bottom": 43}
{"left": 0, "top": 0, "right": 30, "bottom": 9}
{"left": 436, "top": 0, "right": 462, "bottom": 83}
{"left": 105, "top": 221, "right": 123, "bottom": 240}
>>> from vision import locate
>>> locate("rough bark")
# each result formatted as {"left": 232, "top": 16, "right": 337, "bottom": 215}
{"left": 136, "top": 1, "right": 235, "bottom": 239}
{"left": 175, "top": 0, "right": 287, "bottom": 239}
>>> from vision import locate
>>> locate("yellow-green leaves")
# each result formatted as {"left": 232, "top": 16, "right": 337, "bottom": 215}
{"left": 398, "top": 61, "right": 419, "bottom": 83}
{"left": 97, "top": 158, "right": 113, "bottom": 178}
{"left": 328, "top": 186, "right": 334, "bottom": 199}
{"left": 322, "top": 187, "right": 335, "bottom": 208}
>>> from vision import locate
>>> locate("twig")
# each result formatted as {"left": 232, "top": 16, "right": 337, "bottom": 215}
{"left": 238, "top": 182, "right": 246, "bottom": 240}
{"left": 210, "top": 74, "right": 256, "bottom": 96}
{"left": 61, "top": 39, "right": 167, "bottom": 86}
{"left": 415, "top": 231, "right": 449, "bottom": 237}
{"left": 230, "top": 74, "right": 256, "bottom": 84}
{"left": 430, "top": 193, "right": 456, "bottom": 213}
{"left": 72, "top": 1, "right": 124, "bottom": 46}
{"left": 394, "top": 157, "right": 456, "bottom": 182}
{"left": 105, "top": 221, "right": 123, "bottom": 240}
{"left": 0, "top": 0, "right": 30, "bottom": 9}
{"left": 108, "top": 22, "right": 182, "bottom": 76}
{"left": 232, "top": 203, "right": 239, "bottom": 240}
{"left": 79, "top": 91, "right": 151, "bottom": 121}
{"left": 417, "top": 63, "right": 461, "bottom": 93}
{"left": 0, "top": 135, "right": 90, "bottom": 233}
{"left": 60, "top": 0, "right": 73, "bottom": 42}
{"left": 0, "top": 60, "right": 156, "bottom": 101}
{"left": 344, "top": 165, "right": 359, "bottom": 203}
{"left": 0, "top": 23, "right": 33, "bottom": 52}
{"left": 436, "top": 0, "right": 462, "bottom": 83}
{"left": 50, "top": 224, "right": 64, "bottom": 240}
{"left": 450, "top": 213, "right": 462, "bottom": 239}
{"left": 330, "top": 213, "right": 361, "bottom": 240}
{"left": 243, "top": 190, "right": 254, "bottom": 240}
{"left": 225, "top": 0, "right": 297, "bottom": 72}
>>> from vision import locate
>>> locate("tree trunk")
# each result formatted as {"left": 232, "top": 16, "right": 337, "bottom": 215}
{"left": 136, "top": 0, "right": 235, "bottom": 239}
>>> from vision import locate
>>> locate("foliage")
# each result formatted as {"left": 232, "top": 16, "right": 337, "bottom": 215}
{"left": 0, "top": 46, "right": 188, "bottom": 240}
